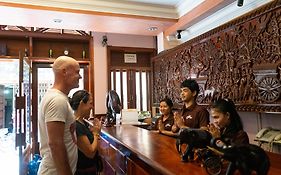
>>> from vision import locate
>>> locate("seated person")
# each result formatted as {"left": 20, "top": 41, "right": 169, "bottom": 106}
{"left": 150, "top": 98, "right": 177, "bottom": 137}
{"left": 173, "top": 79, "right": 209, "bottom": 131}
{"left": 208, "top": 98, "right": 249, "bottom": 147}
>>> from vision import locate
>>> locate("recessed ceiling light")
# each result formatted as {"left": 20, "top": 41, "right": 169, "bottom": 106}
{"left": 147, "top": 26, "right": 158, "bottom": 31}
{"left": 53, "top": 19, "right": 62, "bottom": 23}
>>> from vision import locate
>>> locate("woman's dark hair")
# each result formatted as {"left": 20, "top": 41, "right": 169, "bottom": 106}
{"left": 69, "top": 90, "right": 90, "bottom": 110}
{"left": 210, "top": 98, "right": 243, "bottom": 131}
{"left": 160, "top": 97, "right": 173, "bottom": 109}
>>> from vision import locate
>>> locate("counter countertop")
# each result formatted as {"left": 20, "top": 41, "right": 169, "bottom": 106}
{"left": 101, "top": 124, "right": 281, "bottom": 175}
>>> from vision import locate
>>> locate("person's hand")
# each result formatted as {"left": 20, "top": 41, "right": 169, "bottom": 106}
{"left": 158, "top": 120, "right": 164, "bottom": 133}
{"left": 208, "top": 123, "right": 221, "bottom": 138}
{"left": 173, "top": 112, "right": 185, "bottom": 128}
{"left": 23, "top": 144, "right": 31, "bottom": 163}
{"left": 171, "top": 124, "right": 179, "bottom": 133}
{"left": 89, "top": 118, "right": 101, "bottom": 135}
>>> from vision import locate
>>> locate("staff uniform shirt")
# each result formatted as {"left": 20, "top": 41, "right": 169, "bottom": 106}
{"left": 155, "top": 113, "right": 174, "bottom": 131}
{"left": 180, "top": 103, "right": 209, "bottom": 128}
{"left": 221, "top": 125, "right": 249, "bottom": 146}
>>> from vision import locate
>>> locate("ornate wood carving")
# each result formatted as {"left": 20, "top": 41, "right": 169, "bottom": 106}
{"left": 152, "top": 0, "right": 281, "bottom": 112}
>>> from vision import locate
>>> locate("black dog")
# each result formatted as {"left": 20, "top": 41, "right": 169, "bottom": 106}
{"left": 176, "top": 128, "right": 212, "bottom": 162}
{"left": 208, "top": 142, "right": 270, "bottom": 175}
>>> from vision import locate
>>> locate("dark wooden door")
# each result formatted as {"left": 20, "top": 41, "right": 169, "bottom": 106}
{"left": 108, "top": 46, "right": 155, "bottom": 111}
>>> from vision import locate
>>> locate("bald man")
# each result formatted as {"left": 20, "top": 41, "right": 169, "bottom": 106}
{"left": 38, "top": 56, "right": 81, "bottom": 175}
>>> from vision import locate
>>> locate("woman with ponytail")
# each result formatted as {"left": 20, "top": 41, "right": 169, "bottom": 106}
{"left": 208, "top": 98, "right": 249, "bottom": 147}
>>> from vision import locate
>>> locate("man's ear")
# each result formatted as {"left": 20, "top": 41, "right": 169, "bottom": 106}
{"left": 226, "top": 112, "right": 230, "bottom": 119}
{"left": 62, "top": 68, "right": 68, "bottom": 76}
{"left": 192, "top": 91, "right": 197, "bottom": 97}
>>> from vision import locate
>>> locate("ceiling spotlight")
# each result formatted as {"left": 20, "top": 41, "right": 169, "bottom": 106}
{"left": 53, "top": 19, "right": 62, "bottom": 23}
{"left": 176, "top": 30, "right": 182, "bottom": 40}
{"left": 237, "top": 0, "right": 244, "bottom": 7}
{"left": 147, "top": 26, "right": 158, "bottom": 31}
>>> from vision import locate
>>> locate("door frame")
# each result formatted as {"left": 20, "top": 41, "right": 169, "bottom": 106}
{"left": 16, "top": 53, "right": 31, "bottom": 175}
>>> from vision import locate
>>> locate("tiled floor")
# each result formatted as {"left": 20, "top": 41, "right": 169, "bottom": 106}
{"left": 0, "top": 128, "right": 19, "bottom": 175}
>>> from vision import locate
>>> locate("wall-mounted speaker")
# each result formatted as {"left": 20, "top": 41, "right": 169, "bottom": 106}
{"left": 237, "top": 0, "right": 244, "bottom": 7}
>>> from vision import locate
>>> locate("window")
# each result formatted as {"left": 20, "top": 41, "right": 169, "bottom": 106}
{"left": 107, "top": 46, "right": 155, "bottom": 112}
{"left": 110, "top": 69, "right": 150, "bottom": 111}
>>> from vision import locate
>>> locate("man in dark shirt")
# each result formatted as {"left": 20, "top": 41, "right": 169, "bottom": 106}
{"left": 173, "top": 79, "right": 209, "bottom": 131}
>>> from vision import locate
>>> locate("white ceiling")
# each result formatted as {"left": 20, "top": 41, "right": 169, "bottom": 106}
{"left": 120, "top": 0, "right": 182, "bottom": 6}
{"left": 0, "top": 0, "right": 275, "bottom": 42}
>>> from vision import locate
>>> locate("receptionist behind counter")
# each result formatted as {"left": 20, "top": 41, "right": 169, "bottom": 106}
{"left": 150, "top": 97, "right": 178, "bottom": 137}
{"left": 208, "top": 98, "right": 249, "bottom": 147}
{"left": 173, "top": 79, "right": 210, "bottom": 131}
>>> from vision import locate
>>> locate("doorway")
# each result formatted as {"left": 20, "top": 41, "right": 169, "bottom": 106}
{"left": 107, "top": 46, "right": 155, "bottom": 112}
{"left": 0, "top": 58, "right": 20, "bottom": 175}
{"left": 0, "top": 59, "right": 89, "bottom": 174}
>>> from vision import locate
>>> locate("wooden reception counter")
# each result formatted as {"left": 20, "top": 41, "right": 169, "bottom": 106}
{"left": 99, "top": 124, "right": 281, "bottom": 175}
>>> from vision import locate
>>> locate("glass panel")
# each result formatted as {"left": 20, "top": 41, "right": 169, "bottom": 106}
{"left": 135, "top": 71, "right": 140, "bottom": 110}
{"left": 142, "top": 71, "right": 147, "bottom": 111}
{"left": 111, "top": 72, "right": 114, "bottom": 90}
{"left": 0, "top": 59, "right": 19, "bottom": 174}
{"left": 115, "top": 71, "right": 121, "bottom": 97}
{"left": 23, "top": 60, "right": 31, "bottom": 144}
{"left": 122, "top": 71, "right": 128, "bottom": 109}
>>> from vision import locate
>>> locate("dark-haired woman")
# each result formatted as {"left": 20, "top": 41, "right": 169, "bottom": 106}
{"left": 69, "top": 90, "right": 102, "bottom": 175}
{"left": 152, "top": 98, "right": 177, "bottom": 137}
{"left": 208, "top": 98, "right": 249, "bottom": 147}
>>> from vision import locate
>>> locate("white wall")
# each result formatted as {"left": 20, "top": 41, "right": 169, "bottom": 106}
{"left": 93, "top": 32, "right": 156, "bottom": 114}
{"left": 240, "top": 112, "right": 281, "bottom": 153}
{"left": 157, "top": 32, "right": 182, "bottom": 54}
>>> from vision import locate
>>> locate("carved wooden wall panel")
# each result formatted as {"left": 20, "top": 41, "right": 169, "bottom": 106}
{"left": 152, "top": 0, "right": 281, "bottom": 112}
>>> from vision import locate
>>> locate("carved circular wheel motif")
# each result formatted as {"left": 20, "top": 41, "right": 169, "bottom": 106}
{"left": 258, "top": 76, "right": 281, "bottom": 103}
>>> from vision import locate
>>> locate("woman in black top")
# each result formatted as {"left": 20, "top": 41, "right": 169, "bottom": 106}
{"left": 69, "top": 90, "right": 102, "bottom": 175}
{"left": 208, "top": 98, "right": 249, "bottom": 147}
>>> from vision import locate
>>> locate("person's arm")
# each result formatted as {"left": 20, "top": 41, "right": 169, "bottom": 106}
{"left": 159, "top": 130, "right": 178, "bottom": 137}
{"left": 77, "top": 135, "right": 99, "bottom": 159}
{"left": 231, "top": 130, "right": 250, "bottom": 145}
{"left": 77, "top": 119, "right": 101, "bottom": 158}
{"left": 158, "top": 119, "right": 177, "bottom": 137}
{"left": 149, "top": 117, "right": 160, "bottom": 132}
{"left": 47, "top": 121, "right": 73, "bottom": 175}
{"left": 171, "top": 124, "right": 180, "bottom": 133}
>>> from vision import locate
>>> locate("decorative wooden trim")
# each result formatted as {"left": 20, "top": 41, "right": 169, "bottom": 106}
{"left": 35, "top": 28, "right": 50, "bottom": 33}
{"left": 0, "top": 25, "right": 91, "bottom": 38}
{"left": 76, "top": 30, "right": 90, "bottom": 36}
